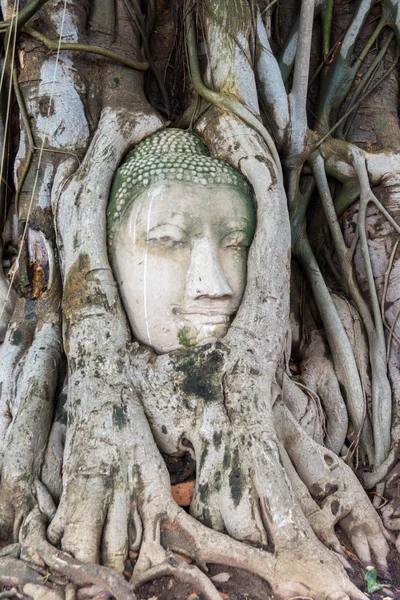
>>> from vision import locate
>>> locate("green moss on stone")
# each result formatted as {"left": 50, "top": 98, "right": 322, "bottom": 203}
{"left": 112, "top": 404, "right": 127, "bottom": 429}
{"left": 10, "top": 329, "right": 23, "bottom": 345}
{"left": 177, "top": 326, "right": 193, "bottom": 347}
{"left": 174, "top": 345, "right": 225, "bottom": 404}
{"left": 229, "top": 447, "right": 243, "bottom": 507}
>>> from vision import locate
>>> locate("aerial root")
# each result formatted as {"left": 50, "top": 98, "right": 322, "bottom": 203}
{"left": 351, "top": 151, "right": 395, "bottom": 463}
{"left": 21, "top": 509, "right": 137, "bottom": 600}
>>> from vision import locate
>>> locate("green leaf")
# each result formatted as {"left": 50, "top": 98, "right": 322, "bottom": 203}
{"left": 41, "top": 571, "right": 51, "bottom": 583}
{"left": 364, "top": 567, "right": 391, "bottom": 593}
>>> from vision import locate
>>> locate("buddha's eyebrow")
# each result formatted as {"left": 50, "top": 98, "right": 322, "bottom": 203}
{"left": 148, "top": 222, "right": 186, "bottom": 233}
{"left": 135, "top": 210, "right": 189, "bottom": 229}
{"left": 218, "top": 217, "right": 251, "bottom": 229}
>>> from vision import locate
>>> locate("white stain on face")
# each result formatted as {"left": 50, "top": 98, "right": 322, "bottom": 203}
{"left": 143, "top": 188, "right": 160, "bottom": 346}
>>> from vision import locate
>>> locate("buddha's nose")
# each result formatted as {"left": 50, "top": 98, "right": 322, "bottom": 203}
{"left": 186, "top": 237, "right": 233, "bottom": 300}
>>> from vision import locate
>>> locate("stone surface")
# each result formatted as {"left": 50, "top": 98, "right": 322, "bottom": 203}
{"left": 108, "top": 129, "right": 254, "bottom": 353}
{"left": 110, "top": 181, "right": 254, "bottom": 353}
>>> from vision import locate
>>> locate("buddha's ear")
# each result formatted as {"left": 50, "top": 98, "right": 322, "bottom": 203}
{"left": 27, "top": 228, "right": 54, "bottom": 299}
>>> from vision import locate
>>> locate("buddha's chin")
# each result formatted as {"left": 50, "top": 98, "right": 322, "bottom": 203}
{"left": 176, "top": 321, "right": 229, "bottom": 350}
{"left": 195, "top": 323, "right": 228, "bottom": 342}
{"left": 141, "top": 321, "right": 231, "bottom": 354}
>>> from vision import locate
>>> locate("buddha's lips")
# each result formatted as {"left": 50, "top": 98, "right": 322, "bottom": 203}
{"left": 175, "top": 311, "right": 231, "bottom": 325}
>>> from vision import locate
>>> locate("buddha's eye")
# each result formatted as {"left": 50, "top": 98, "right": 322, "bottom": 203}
{"left": 221, "top": 231, "right": 249, "bottom": 249}
{"left": 148, "top": 235, "right": 185, "bottom": 249}
{"left": 147, "top": 225, "right": 187, "bottom": 249}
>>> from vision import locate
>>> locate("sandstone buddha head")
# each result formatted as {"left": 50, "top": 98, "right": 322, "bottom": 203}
{"left": 108, "top": 129, "right": 255, "bottom": 354}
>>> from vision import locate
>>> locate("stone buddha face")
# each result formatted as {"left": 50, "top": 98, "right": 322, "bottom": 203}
{"left": 108, "top": 130, "right": 254, "bottom": 354}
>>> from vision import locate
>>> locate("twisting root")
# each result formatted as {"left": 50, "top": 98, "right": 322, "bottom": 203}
{"left": 131, "top": 516, "right": 221, "bottom": 600}
{"left": 0, "top": 555, "right": 46, "bottom": 586}
{"left": 22, "top": 509, "right": 137, "bottom": 600}
{"left": 126, "top": 482, "right": 370, "bottom": 600}
{"left": 358, "top": 448, "right": 398, "bottom": 489}
{"left": 131, "top": 550, "right": 222, "bottom": 600}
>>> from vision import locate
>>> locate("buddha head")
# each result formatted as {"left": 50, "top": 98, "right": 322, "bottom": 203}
{"left": 108, "top": 129, "right": 255, "bottom": 354}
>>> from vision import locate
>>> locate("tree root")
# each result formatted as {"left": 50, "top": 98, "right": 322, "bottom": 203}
{"left": 4, "top": 486, "right": 368, "bottom": 600}
{"left": 0, "top": 318, "right": 62, "bottom": 544}
{"left": 358, "top": 449, "right": 399, "bottom": 489}
{"left": 299, "top": 337, "right": 349, "bottom": 454}
{"left": 274, "top": 400, "right": 393, "bottom": 578}
{"left": 22, "top": 26, "right": 149, "bottom": 72}
{"left": 292, "top": 229, "right": 374, "bottom": 463}
{"left": 0, "top": 555, "right": 47, "bottom": 587}
{"left": 351, "top": 152, "right": 394, "bottom": 464}
{"left": 0, "top": 588, "right": 27, "bottom": 599}
{"left": 131, "top": 547, "right": 222, "bottom": 600}
{"left": 23, "top": 509, "right": 137, "bottom": 600}
{"left": 131, "top": 339, "right": 378, "bottom": 599}
{"left": 282, "top": 371, "right": 326, "bottom": 447}
{"left": 133, "top": 496, "right": 369, "bottom": 600}
{"left": 278, "top": 442, "right": 353, "bottom": 572}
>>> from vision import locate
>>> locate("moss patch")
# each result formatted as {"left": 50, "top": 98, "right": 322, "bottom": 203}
{"left": 10, "top": 328, "right": 23, "bottom": 346}
{"left": 229, "top": 447, "right": 243, "bottom": 507}
{"left": 112, "top": 404, "right": 128, "bottom": 429}
{"left": 213, "top": 430, "right": 222, "bottom": 449}
{"left": 174, "top": 345, "right": 225, "bottom": 404}
{"left": 177, "top": 326, "right": 193, "bottom": 347}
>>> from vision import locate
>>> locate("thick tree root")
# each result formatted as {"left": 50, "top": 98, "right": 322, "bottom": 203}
{"left": 359, "top": 450, "right": 399, "bottom": 489}
{"left": 278, "top": 442, "right": 353, "bottom": 571}
{"left": 131, "top": 491, "right": 368, "bottom": 600}
{"left": 299, "top": 334, "right": 349, "bottom": 454}
{"left": 0, "top": 556, "right": 46, "bottom": 587}
{"left": 131, "top": 547, "right": 222, "bottom": 600}
{"left": 23, "top": 509, "right": 137, "bottom": 600}
{"left": 274, "top": 400, "right": 393, "bottom": 578}
{"left": 3, "top": 482, "right": 368, "bottom": 600}
{"left": 378, "top": 461, "right": 400, "bottom": 552}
